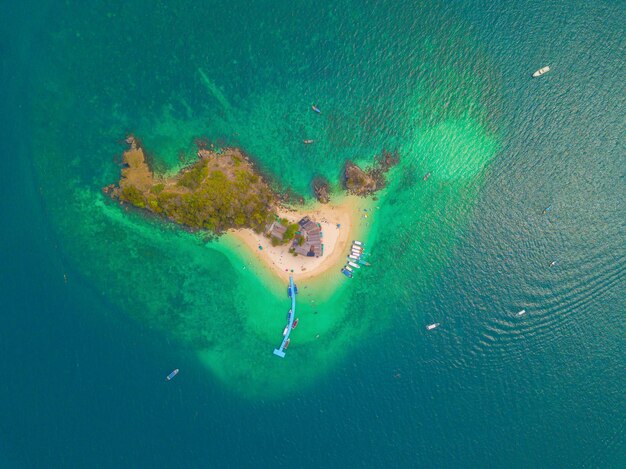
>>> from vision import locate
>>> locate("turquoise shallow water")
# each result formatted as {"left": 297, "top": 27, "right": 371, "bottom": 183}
{"left": 1, "top": 0, "right": 625, "bottom": 467}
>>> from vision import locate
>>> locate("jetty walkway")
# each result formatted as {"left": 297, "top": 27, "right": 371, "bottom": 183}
{"left": 273, "top": 276, "right": 296, "bottom": 358}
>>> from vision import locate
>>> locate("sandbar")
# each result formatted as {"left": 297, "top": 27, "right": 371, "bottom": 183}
{"left": 229, "top": 195, "right": 372, "bottom": 282}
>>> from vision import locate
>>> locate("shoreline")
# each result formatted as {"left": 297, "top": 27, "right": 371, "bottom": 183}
{"left": 107, "top": 137, "right": 381, "bottom": 285}
{"left": 228, "top": 195, "right": 373, "bottom": 283}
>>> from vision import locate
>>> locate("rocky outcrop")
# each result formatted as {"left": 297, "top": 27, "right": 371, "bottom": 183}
{"left": 343, "top": 149, "right": 399, "bottom": 197}
{"left": 312, "top": 176, "right": 331, "bottom": 204}
{"left": 344, "top": 162, "right": 378, "bottom": 196}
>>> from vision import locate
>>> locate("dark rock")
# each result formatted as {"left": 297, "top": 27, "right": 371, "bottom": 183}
{"left": 312, "top": 176, "right": 331, "bottom": 204}
{"left": 102, "top": 184, "right": 118, "bottom": 197}
{"left": 343, "top": 149, "right": 400, "bottom": 197}
{"left": 344, "top": 161, "right": 378, "bottom": 196}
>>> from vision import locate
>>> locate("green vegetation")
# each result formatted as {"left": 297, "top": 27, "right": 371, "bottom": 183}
{"left": 114, "top": 149, "right": 277, "bottom": 234}
{"left": 120, "top": 185, "right": 146, "bottom": 208}
{"left": 178, "top": 164, "right": 209, "bottom": 190}
{"left": 150, "top": 183, "right": 165, "bottom": 194}
{"left": 283, "top": 223, "right": 299, "bottom": 242}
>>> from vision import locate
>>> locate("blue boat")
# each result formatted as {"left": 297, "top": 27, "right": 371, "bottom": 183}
{"left": 341, "top": 268, "right": 353, "bottom": 278}
{"left": 311, "top": 105, "right": 321, "bottom": 114}
{"left": 166, "top": 369, "right": 179, "bottom": 381}
{"left": 288, "top": 284, "right": 298, "bottom": 297}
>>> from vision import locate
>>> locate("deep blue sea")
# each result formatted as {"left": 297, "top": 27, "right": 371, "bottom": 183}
{"left": 1, "top": 1, "right": 624, "bottom": 467}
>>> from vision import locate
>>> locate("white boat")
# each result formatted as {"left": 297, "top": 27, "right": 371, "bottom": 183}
{"left": 353, "top": 240, "right": 363, "bottom": 246}
{"left": 517, "top": 309, "right": 526, "bottom": 316}
{"left": 351, "top": 247, "right": 363, "bottom": 253}
{"left": 532, "top": 66, "right": 550, "bottom": 77}
{"left": 426, "top": 323, "right": 440, "bottom": 331}
{"left": 283, "top": 325, "right": 289, "bottom": 336}
{"left": 351, "top": 250, "right": 363, "bottom": 256}
{"left": 345, "top": 265, "right": 353, "bottom": 272}
{"left": 348, "top": 254, "right": 359, "bottom": 260}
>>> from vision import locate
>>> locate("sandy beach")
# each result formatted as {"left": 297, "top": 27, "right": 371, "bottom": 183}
{"left": 229, "top": 196, "right": 372, "bottom": 282}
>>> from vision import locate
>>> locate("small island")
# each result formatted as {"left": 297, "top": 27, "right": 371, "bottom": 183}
{"left": 104, "top": 136, "right": 277, "bottom": 234}
{"left": 105, "top": 136, "right": 397, "bottom": 281}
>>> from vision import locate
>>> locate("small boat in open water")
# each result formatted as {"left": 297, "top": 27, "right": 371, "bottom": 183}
{"left": 423, "top": 172, "right": 431, "bottom": 181}
{"left": 426, "top": 323, "right": 440, "bottom": 331}
{"left": 532, "top": 66, "right": 550, "bottom": 77}
{"left": 517, "top": 309, "right": 527, "bottom": 316}
{"left": 303, "top": 139, "right": 314, "bottom": 144}
{"left": 312, "top": 105, "right": 321, "bottom": 114}
{"left": 166, "top": 369, "right": 179, "bottom": 381}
